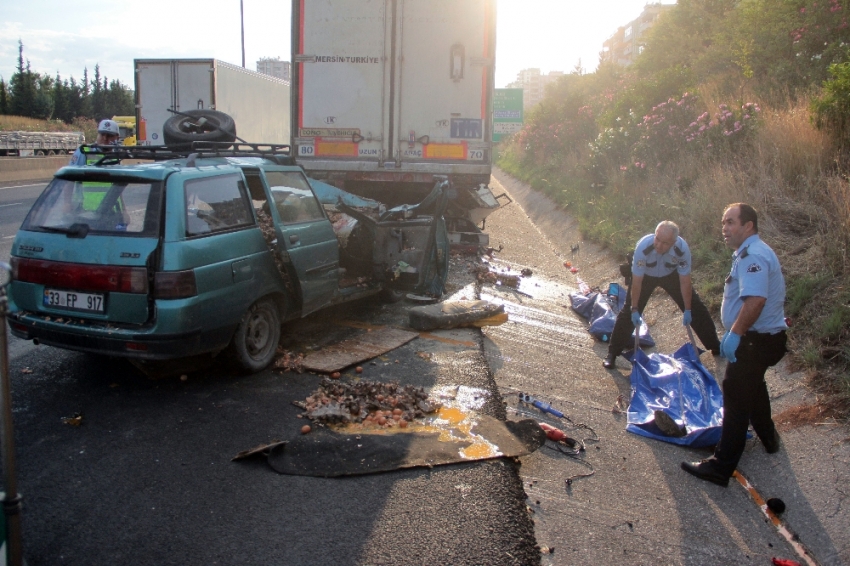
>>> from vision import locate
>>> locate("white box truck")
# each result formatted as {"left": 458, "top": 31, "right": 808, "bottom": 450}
{"left": 134, "top": 58, "right": 291, "bottom": 146}
{"left": 291, "top": 0, "right": 505, "bottom": 235}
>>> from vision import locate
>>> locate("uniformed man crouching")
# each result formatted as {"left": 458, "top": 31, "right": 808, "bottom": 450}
{"left": 603, "top": 220, "right": 721, "bottom": 369}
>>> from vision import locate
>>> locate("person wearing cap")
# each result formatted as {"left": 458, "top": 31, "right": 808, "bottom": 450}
{"left": 681, "top": 203, "right": 788, "bottom": 487}
{"left": 603, "top": 220, "right": 721, "bottom": 368}
{"left": 69, "top": 119, "right": 120, "bottom": 166}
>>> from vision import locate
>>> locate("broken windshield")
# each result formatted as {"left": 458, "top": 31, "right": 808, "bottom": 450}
{"left": 22, "top": 177, "right": 162, "bottom": 237}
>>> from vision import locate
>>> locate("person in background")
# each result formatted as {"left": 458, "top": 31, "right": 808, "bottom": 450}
{"left": 681, "top": 203, "right": 788, "bottom": 487}
{"left": 603, "top": 220, "right": 721, "bottom": 368}
{"left": 69, "top": 119, "right": 120, "bottom": 166}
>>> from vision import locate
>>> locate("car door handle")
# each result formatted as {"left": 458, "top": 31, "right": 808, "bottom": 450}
{"left": 289, "top": 234, "right": 300, "bottom": 244}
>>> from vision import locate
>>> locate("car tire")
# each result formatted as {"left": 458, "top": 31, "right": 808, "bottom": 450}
{"left": 228, "top": 298, "right": 281, "bottom": 373}
{"left": 378, "top": 286, "right": 406, "bottom": 303}
{"left": 162, "top": 109, "right": 237, "bottom": 146}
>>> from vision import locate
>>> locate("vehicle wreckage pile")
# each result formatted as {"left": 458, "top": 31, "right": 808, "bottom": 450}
{"left": 294, "top": 378, "right": 442, "bottom": 428}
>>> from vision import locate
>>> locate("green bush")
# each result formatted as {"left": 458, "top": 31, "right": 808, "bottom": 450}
{"left": 811, "top": 60, "right": 850, "bottom": 146}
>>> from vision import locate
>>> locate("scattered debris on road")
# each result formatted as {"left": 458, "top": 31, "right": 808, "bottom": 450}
{"left": 273, "top": 349, "right": 305, "bottom": 373}
{"left": 61, "top": 413, "right": 82, "bottom": 427}
{"left": 293, "top": 378, "right": 441, "bottom": 426}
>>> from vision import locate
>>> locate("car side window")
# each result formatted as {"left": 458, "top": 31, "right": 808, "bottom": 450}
{"left": 264, "top": 171, "right": 325, "bottom": 224}
{"left": 184, "top": 174, "right": 254, "bottom": 237}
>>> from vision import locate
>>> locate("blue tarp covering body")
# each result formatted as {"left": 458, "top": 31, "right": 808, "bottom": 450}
{"left": 626, "top": 342, "right": 724, "bottom": 447}
{"left": 570, "top": 282, "right": 654, "bottom": 347}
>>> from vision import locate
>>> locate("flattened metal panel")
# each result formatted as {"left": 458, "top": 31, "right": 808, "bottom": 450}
{"left": 301, "top": 327, "right": 418, "bottom": 373}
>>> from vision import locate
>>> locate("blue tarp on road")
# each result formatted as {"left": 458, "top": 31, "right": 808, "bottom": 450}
{"left": 626, "top": 342, "right": 724, "bottom": 447}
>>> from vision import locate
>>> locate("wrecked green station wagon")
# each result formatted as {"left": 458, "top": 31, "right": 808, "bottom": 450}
{"left": 7, "top": 144, "right": 449, "bottom": 373}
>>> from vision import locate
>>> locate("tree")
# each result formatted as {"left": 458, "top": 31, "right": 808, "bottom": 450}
{"left": 0, "top": 78, "right": 8, "bottom": 114}
{"left": 9, "top": 39, "right": 36, "bottom": 117}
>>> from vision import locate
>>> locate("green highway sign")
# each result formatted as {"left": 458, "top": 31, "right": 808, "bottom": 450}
{"left": 493, "top": 88, "right": 523, "bottom": 142}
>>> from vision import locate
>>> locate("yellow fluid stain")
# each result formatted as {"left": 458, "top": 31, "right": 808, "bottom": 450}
{"left": 461, "top": 439, "right": 501, "bottom": 460}
{"left": 435, "top": 406, "right": 466, "bottom": 425}
{"left": 330, "top": 404, "right": 502, "bottom": 460}
{"left": 417, "top": 332, "right": 477, "bottom": 348}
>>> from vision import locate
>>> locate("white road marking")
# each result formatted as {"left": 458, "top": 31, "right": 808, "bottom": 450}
{"left": 3, "top": 235, "right": 16, "bottom": 239}
{"left": 0, "top": 203, "right": 23, "bottom": 207}
{"left": 0, "top": 183, "right": 46, "bottom": 190}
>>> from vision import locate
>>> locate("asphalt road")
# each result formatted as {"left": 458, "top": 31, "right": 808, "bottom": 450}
{"left": 3, "top": 174, "right": 847, "bottom": 565}
{"left": 1, "top": 182, "right": 541, "bottom": 565}
{"left": 0, "top": 180, "right": 46, "bottom": 264}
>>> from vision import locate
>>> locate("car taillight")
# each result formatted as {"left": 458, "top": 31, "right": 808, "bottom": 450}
{"left": 11, "top": 258, "right": 148, "bottom": 293}
{"left": 153, "top": 270, "right": 197, "bottom": 299}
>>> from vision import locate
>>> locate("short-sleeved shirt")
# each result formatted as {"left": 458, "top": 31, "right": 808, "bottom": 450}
{"left": 69, "top": 145, "right": 104, "bottom": 166}
{"left": 721, "top": 234, "right": 787, "bottom": 334}
{"left": 631, "top": 233, "right": 691, "bottom": 278}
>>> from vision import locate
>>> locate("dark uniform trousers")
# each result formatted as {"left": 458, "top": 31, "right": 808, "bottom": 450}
{"left": 608, "top": 270, "right": 720, "bottom": 356}
{"left": 713, "top": 330, "right": 787, "bottom": 475}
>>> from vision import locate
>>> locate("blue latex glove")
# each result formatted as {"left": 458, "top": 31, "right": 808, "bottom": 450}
{"left": 720, "top": 331, "right": 741, "bottom": 362}
{"left": 682, "top": 310, "right": 692, "bottom": 326}
{"left": 631, "top": 310, "right": 642, "bottom": 327}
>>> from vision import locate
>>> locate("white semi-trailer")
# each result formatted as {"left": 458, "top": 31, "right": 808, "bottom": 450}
{"left": 134, "top": 58, "right": 291, "bottom": 147}
{"left": 290, "top": 0, "right": 503, "bottom": 229}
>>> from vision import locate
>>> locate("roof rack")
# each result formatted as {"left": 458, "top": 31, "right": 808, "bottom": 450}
{"left": 83, "top": 142, "right": 294, "bottom": 166}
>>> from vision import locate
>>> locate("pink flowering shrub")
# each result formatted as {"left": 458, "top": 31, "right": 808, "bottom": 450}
{"left": 587, "top": 93, "right": 762, "bottom": 179}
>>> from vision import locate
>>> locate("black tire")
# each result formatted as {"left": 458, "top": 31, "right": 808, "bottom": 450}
{"left": 379, "top": 286, "right": 406, "bottom": 303}
{"left": 35, "top": 150, "right": 45, "bottom": 156}
{"left": 47, "top": 150, "right": 56, "bottom": 156}
{"left": 227, "top": 298, "right": 281, "bottom": 373}
{"left": 162, "top": 109, "right": 237, "bottom": 146}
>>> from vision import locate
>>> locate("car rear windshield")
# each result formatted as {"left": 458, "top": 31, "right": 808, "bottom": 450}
{"left": 22, "top": 177, "right": 162, "bottom": 237}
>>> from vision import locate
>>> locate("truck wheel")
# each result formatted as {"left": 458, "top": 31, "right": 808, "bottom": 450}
{"left": 35, "top": 150, "right": 45, "bottom": 156}
{"left": 47, "top": 150, "right": 56, "bottom": 156}
{"left": 379, "top": 286, "right": 406, "bottom": 303}
{"left": 162, "top": 109, "right": 237, "bottom": 146}
{"left": 227, "top": 298, "right": 281, "bottom": 373}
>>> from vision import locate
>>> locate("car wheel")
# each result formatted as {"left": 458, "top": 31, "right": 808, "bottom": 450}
{"left": 379, "top": 286, "right": 406, "bottom": 303}
{"left": 162, "top": 109, "right": 237, "bottom": 146}
{"left": 228, "top": 298, "right": 281, "bottom": 373}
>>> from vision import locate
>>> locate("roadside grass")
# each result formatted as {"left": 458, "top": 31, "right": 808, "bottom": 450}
{"left": 498, "top": 97, "right": 850, "bottom": 417}
{"left": 0, "top": 115, "right": 96, "bottom": 143}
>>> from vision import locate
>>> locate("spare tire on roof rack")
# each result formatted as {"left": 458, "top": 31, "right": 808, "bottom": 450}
{"left": 162, "top": 109, "right": 237, "bottom": 146}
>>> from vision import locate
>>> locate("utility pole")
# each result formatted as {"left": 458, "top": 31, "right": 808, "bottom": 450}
{"left": 240, "top": 0, "right": 246, "bottom": 68}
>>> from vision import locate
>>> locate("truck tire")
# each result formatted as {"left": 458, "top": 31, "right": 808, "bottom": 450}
{"left": 379, "top": 286, "right": 406, "bottom": 303}
{"left": 227, "top": 298, "right": 281, "bottom": 373}
{"left": 162, "top": 109, "right": 237, "bottom": 146}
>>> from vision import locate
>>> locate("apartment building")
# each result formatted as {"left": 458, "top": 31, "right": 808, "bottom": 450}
{"left": 256, "top": 57, "right": 292, "bottom": 83}
{"left": 601, "top": 3, "right": 674, "bottom": 66}
{"left": 506, "top": 68, "right": 565, "bottom": 110}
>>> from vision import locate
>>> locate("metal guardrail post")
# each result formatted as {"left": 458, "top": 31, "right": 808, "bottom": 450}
{"left": 0, "top": 262, "right": 22, "bottom": 566}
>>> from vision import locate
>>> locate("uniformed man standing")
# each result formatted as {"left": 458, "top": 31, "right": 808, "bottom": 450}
{"left": 681, "top": 203, "right": 788, "bottom": 487}
{"left": 69, "top": 119, "right": 120, "bottom": 166}
{"left": 603, "top": 220, "right": 721, "bottom": 368}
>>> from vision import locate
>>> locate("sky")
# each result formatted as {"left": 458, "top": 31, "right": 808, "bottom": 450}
{"left": 0, "top": 1, "right": 675, "bottom": 89}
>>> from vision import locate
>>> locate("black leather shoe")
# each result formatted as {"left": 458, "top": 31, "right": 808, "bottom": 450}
{"left": 602, "top": 352, "right": 617, "bottom": 369}
{"left": 762, "top": 430, "right": 781, "bottom": 454}
{"left": 681, "top": 460, "right": 730, "bottom": 487}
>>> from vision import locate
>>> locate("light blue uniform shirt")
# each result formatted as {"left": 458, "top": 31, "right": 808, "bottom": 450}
{"left": 721, "top": 234, "right": 787, "bottom": 334}
{"left": 631, "top": 233, "right": 691, "bottom": 278}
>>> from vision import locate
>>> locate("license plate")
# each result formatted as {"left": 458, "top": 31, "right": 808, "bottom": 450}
{"left": 43, "top": 289, "right": 105, "bottom": 313}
